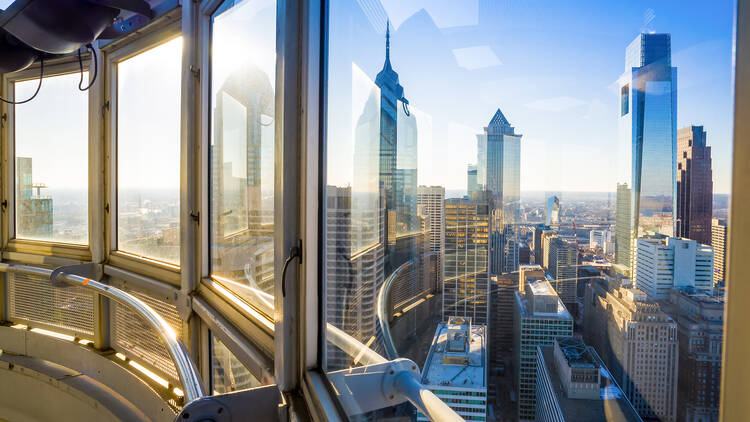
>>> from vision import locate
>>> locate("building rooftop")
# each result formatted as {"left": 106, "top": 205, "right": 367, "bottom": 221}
{"left": 538, "top": 345, "right": 643, "bottom": 422}
{"left": 421, "top": 318, "right": 486, "bottom": 390}
{"left": 556, "top": 337, "right": 597, "bottom": 369}
{"left": 517, "top": 280, "right": 572, "bottom": 319}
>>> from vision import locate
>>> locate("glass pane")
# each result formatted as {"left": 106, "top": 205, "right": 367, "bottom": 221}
{"left": 14, "top": 73, "right": 88, "bottom": 244}
{"left": 323, "top": 1, "right": 733, "bottom": 421}
{"left": 211, "top": 333, "right": 262, "bottom": 394}
{"left": 117, "top": 37, "right": 183, "bottom": 265}
{"left": 209, "top": 0, "right": 276, "bottom": 316}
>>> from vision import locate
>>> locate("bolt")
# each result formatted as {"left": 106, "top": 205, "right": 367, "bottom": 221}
{"left": 412, "top": 365, "right": 417, "bottom": 370}
{"left": 389, "top": 370, "right": 394, "bottom": 375}
{"left": 389, "top": 395, "right": 394, "bottom": 400}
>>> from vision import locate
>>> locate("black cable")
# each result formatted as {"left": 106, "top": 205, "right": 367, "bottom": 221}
{"left": 78, "top": 44, "right": 97, "bottom": 91}
{"left": 0, "top": 57, "right": 44, "bottom": 105}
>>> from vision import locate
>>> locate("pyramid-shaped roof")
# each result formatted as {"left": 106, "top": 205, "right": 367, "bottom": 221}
{"left": 488, "top": 108, "right": 510, "bottom": 127}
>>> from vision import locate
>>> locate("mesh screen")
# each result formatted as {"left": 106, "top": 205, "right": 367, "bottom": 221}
{"left": 111, "top": 288, "right": 183, "bottom": 384}
{"left": 7, "top": 272, "right": 95, "bottom": 336}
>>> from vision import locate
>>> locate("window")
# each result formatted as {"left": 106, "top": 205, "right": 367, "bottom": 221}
{"left": 211, "top": 334, "right": 262, "bottom": 394}
{"left": 116, "top": 37, "right": 183, "bottom": 265}
{"left": 322, "top": 1, "right": 733, "bottom": 421}
{"left": 209, "top": 0, "right": 276, "bottom": 315}
{"left": 14, "top": 72, "right": 88, "bottom": 244}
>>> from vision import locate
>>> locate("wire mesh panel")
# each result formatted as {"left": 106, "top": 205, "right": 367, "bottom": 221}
{"left": 111, "top": 288, "right": 183, "bottom": 384}
{"left": 7, "top": 272, "right": 95, "bottom": 336}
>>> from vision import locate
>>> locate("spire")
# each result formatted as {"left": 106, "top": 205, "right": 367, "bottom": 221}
{"left": 384, "top": 20, "right": 391, "bottom": 70}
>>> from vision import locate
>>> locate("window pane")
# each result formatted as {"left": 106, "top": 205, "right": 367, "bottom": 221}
{"left": 117, "top": 37, "right": 182, "bottom": 265}
{"left": 323, "top": 1, "right": 733, "bottom": 421}
{"left": 15, "top": 73, "right": 88, "bottom": 244}
{"left": 211, "top": 333, "right": 262, "bottom": 394}
{"left": 209, "top": 0, "right": 276, "bottom": 316}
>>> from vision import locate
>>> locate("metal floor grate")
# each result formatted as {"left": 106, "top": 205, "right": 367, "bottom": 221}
{"left": 111, "top": 289, "right": 184, "bottom": 384}
{"left": 7, "top": 272, "right": 95, "bottom": 336}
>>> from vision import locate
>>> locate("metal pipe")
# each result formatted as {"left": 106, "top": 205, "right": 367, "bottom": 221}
{"left": 392, "top": 371, "right": 464, "bottom": 422}
{"left": 0, "top": 263, "right": 206, "bottom": 403}
{"left": 325, "top": 323, "right": 387, "bottom": 366}
{"left": 376, "top": 260, "right": 413, "bottom": 360}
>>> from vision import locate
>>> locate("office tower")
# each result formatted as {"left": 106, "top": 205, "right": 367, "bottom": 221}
{"left": 374, "top": 22, "right": 418, "bottom": 275}
{"left": 477, "top": 108, "right": 522, "bottom": 274}
{"left": 541, "top": 230, "right": 559, "bottom": 270}
{"left": 545, "top": 195, "right": 560, "bottom": 230}
{"left": 615, "top": 183, "right": 632, "bottom": 269}
{"left": 467, "top": 164, "right": 478, "bottom": 198}
{"left": 590, "top": 228, "right": 615, "bottom": 254}
{"left": 711, "top": 218, "right": 727, "bottom": 286}
{"left": 634, "top": 236, "right": 713, "bottom": 300}
{"left": 15, "top": 157, "right": 53, "bottom": 240}
{"left": 491, "top": 273, "right": 518, "bottom": 352}
{"left": 587, "top": 286, "right": 678, "bottom": 422}
{"left": 519, "top": 244, "right": 531, "bottom": 265}
{"left": 324, "top": 186, "right": 385, "bottom": 369}
{"left": 676, "top": 125, "right": 713, "bottom": 244}
{"left": 418, "top": 317, "right": 487, "bottom": 421}
{"left": 535, "top": 338, "right": 642, "bottom": 422}
{"left": 615, "top": 33, "right": 678, "bottom": 273}
{"left": 547, "top": 237, "right": 578, "bottom": 306}
{"left": 443, "top": 196, "right": 491, "bottom": 324}
{"left": 531, "top": 224, "right": 546, "bottom": 264}
{"left": 662, "top": 288, "right": 724, "bottom": 422}
{"left": 418, "top": 186, "right": 445, "bottom": 292}
{"left": 519, "top": 264, "right": 546, "bottom": 292}
{"left": 514, "top": 280, "right": 574, "bottom": 421}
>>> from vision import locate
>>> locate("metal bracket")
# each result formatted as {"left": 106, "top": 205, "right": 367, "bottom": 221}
{"left": 50, "top": 263, "right": 103, "bottom": 288}
{"left": 175, "top": 384, "right": 282, "bottom": 422}
{"left": 325, "top": 358, "right": 420, "bottom": 416}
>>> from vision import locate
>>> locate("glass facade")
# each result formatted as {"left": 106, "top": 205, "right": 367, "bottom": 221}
{"left": 209, "top": 0, "right": 277, "bottom": 316}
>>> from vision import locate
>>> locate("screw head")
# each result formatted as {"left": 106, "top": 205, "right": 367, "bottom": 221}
{"left": 389, "top": 395, "right": 394, "bottom": 400}
{"left": 389, "top": 370, "right": 394, "bottom": 375}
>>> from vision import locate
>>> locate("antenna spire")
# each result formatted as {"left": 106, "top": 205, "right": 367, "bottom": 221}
{"left": 385, "top": 20, "right": 391, "bottom": 64}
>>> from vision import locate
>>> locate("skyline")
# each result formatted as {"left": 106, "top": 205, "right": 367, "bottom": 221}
{"left": 327, "top": 0, "right": 734, "bottom": 194}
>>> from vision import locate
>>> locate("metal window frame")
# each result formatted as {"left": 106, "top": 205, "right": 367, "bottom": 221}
{"left": 102, "top": 9, "right": 184, "bottom": 287}
{"left": 0, "top": 57, "right": 94, "bottom": 262}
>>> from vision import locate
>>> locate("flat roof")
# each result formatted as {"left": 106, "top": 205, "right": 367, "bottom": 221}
{"left": 421, "top": 323, "right": 486, "bottom": 389}
{"left": 538, "top": 346, "right": 643, "bottom": 422}
{"left": 516, "top": 287, "right": 573, "bottom": 320}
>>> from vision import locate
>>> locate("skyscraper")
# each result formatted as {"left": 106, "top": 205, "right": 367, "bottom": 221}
{"left": 587, "top": 286, "right": 678, "bottom": 422}
{"left": 615, "top": 33, "right": 678, "bottom": 273}
{"left": 545, "top": 195, "right": 560, "bottom": 230}
{"left": 615, "top": 183, "right": 632, "bottom": 269}
{"left": 634, "top": 236, "right": 713, "bottom": 300}
{"left": 467, "top": 164, "right": 478, "bottom": 198}
{"left": 15, "top": 157, "right": 53, "bottom": 240}
{"left": 514, "top": 280, "right": 574, "bottom": 421}
{"left": 676, "top": 125, "right": 713, "bottom": 245}
{"left": 711, "top": 218, "right": 727, "bottom": 286}
{"left": 477, "top": 109, "right": 522, "bottom": 274}
{"left": 418, "top": 186, "right": 445, "bottom": 291}
{"left": 443, "top": 196, "right": 490, "bottom": 324}
{"left": 547, "top": 237, "right": 578, "bottom": 306}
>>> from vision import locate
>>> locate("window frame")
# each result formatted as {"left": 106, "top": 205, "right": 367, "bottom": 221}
{"left": 1, "top": 58, "right": 94, "bottom": 262}
{"left": 103, "top": 14, "right": 184, "bottom": 286}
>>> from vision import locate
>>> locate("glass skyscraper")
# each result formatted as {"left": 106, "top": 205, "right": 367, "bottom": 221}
{"left": 476, "top": 109, "right": 522, "bottom": 274}
{"left": 615, "top": 33, "right": 677, "bottom": 272}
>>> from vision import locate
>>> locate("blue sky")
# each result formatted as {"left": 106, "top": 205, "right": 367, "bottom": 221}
{"left": 327, "top": 0, "right": 735, "bottom": 193}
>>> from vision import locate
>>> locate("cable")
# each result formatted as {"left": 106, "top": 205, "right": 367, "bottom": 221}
{"left": 0, "top": 57, "right": 44, "bottom": 105}
{"left": 78, "top": 44, "right": 98, "bottom": 91}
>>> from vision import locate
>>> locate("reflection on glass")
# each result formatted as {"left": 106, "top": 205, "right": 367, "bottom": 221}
{"left": 210, "top": 0, "right": 277, "bottom": 311}
{"left": 117, "top": 37, "right": 183, "bottom": 264}
{"left": 211, "top": 334, "right": 261, "bottom": 394}
{"left": 324, "top": 1, "right": 732, "bottom": 421}
{"left": 15, "top": 73, "right": 88, "bottom": 244}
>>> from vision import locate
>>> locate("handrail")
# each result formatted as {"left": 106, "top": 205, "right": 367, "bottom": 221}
{"left": 0, "top": 262, "right": 206, "bottom": 404}
{"left": 376, "top": 260, "right": 413, "bottom": 360}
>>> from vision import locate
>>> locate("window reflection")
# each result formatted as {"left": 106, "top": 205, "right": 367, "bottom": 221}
{"left": 14, "top": 73, "right": 88, "bottom": 244}
{"left": 117, "top": 37, "right": 183, "bottom": 265}
{"left": 210, "top": 0, "right": 277, "bottom": 313}
{"left": 211, "top": 333, "right": 261, "bottom": 394}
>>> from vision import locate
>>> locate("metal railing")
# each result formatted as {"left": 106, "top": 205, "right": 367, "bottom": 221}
{"left": 376, "top": 260, "right": 413, "bottom": 360}
{"left": 0, "top": 262, "right": 206, "bottom": 404}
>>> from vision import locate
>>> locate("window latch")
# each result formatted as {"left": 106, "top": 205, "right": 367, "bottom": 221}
{"left": 281, "top": 239, "right": 302, "bottom": 297}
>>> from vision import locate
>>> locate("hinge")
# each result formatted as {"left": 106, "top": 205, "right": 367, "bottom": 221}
{"left": 0, "top": 113, "right": 7, "bottom": 129}
{"left": 190, "top": 210, "right": 199, "bottom": 222}
{"left": 102, "top": 100, "right": 110, "bottom": 117}
{"left": 104, "top": 203, "right": 110, "bottom": 213}
{"left": 189, "top": 65, "right": 200, "bottom": 78}
{"left": 1, "top": 200, "right": 7, "bottom": 211}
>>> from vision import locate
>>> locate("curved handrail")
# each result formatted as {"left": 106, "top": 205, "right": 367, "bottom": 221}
{"left": 0, "top": 262, "right": 206, "bottom": 404}
{"left": 376, "top": 260, "right": 413, "bottom": 360}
